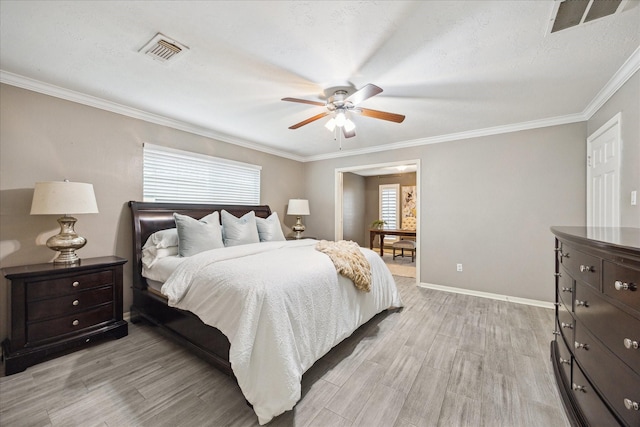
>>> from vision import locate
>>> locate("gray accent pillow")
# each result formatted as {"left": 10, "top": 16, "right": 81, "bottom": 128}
{"left": 221, "top": 210, "right": 260, "bottom": 247}
{"left": 173, "top": 212, "right": 224, "bottom": 257}
{"left": 255, "top": 212, "right": 286, "bottom": 242}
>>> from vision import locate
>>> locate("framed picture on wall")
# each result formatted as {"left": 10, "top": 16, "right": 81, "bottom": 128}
{"left": 402, "top": 185, "right": 416, "bottom": 218}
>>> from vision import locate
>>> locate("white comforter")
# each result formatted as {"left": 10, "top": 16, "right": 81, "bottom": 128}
{"left": 160, "top": 239, "right": 403, "bottom": 425}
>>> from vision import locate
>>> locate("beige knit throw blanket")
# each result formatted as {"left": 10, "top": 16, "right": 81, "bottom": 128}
{"left": 315, "top": 240, "right": 371, "bottom": 292}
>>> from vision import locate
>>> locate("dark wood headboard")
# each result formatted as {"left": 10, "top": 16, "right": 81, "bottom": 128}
{"left": 128, "top": 201, "right": 272, "bottom": 290}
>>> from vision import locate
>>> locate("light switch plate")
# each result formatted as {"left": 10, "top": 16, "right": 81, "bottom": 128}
{"left": 632, "top": 190, "right": 637, "bottom": 206}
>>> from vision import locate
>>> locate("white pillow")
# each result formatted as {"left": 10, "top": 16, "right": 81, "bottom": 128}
{"left": 141, "top": 245, "right": 179, "bottom": 268}
{"left": 173, "top": 212, "right": 224, "bottom": 257}
{"left": 255, "top": 212, "right": 286, "bottom": 242}
{"left": 221, "top": 210, "right": 260, "bottom": 247}
{"left": 145, "top": 228, "right": 179, "bottom": 249}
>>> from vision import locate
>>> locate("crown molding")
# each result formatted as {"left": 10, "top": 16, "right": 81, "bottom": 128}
{"left": 304, "top": 112, "right": 586, "bottom": 162}
{"left": 582, "top": 45, "right": 640, "bottom": 119}
{"left": 0, "top": 71, "right": 305, "bottom": 162}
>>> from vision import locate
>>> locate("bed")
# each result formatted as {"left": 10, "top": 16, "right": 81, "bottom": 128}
{"left": 128, "top": 201, "right": 403, "bottom": 424}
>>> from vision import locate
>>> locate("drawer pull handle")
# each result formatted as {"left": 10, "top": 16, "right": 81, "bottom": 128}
{"left": 579, "top": 265, "right": 594, "bottom": 273}
{"left": 559, "top": 358, "right": 570, "bottom": 365}
{"left": 574, "top": 341, "right": 589, "bottom": 350}
{"left": 72, "top": 319, "right": 79, "bottom": 326}
{"left": 552, "top": 330, "right": 561, "bottom": 336}
{"left": 72, "top": 300, "right": 79, "bottom": 306}
{"left": 624, "top": 398, "right": 639, "bottom": 411}
{"left": 561, "top": 287, "right": 572, "bottom": 293}
{"left": 575, "top": 300, "right": 588, "bottom": 307}
{"left": 572, "top": 383, "right": 586, "bottom": 393}
{"left": 561, "top": 322, "right": 573, "bottom": 329}
{"left": 554, "top": 273, "right": 562, "bottom": 278}
{"left": 624, "top": 338, "right": 639, "bottom": 350}
{"left": 72, "top": 281, "right": 80, "bottom": 287}
{"left": 614, "top": 281, "right": 636, "bottom": 291}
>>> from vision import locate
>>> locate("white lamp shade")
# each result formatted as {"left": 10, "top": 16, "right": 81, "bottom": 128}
{"left": 287, "top": 199, "right": 310, "bottom": 216}
{"left": 31, "top": 181, "right": 99, "bottom": 215}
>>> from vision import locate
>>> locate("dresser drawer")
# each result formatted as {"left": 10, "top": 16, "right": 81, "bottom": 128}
{"left": 27, "top": 270, "right": 114, "bottom": 300}
{"left": 603, "top": 260, "right": 640, "bottom": 311}
{"left": 27, "top": 303, "right": 114, "bottom": 343}
{"left": 557, "top": 266, "right": 574, "bottom": 309}
{"left": 557, "top": 301, "right": 575, "bottom": 344}
{"left": 574, "top": 281, "right": 640, "bottom": 372}
{"left": 561, "top": 248, "right": 600, "bottom": 289}
{"left": 571, "top": 362, "right": 621, "bottom": 426}
{"left": 27, "top": 286, "right": 113, "bottom": 321}
{"left": 574, "top": 325, "right": 640, "bottom": 427}
{"left": 554, "top": 332, "right": 573, "bottom": 385}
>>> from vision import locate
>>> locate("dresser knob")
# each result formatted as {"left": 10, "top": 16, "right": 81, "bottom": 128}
{"left": 554, "top": 273, "right": 562, "bottom": 278}
{"left": 559, "top": 358, "right": 570, "bottom": 365}
{"left": 561, "top": 287, "right": 572, "bottom": 293}
{"left": 561, "top": 322, "right": 573, "bottom": 329}
{"left": 572, "top": 383, "right": 586, "bottom": 393}
{"left": 574, "top": 341, "right": 589, "bottom": 350}
{"left": 72, "top": 319, "right": 79, "bottom": 326}
{"left": 624, "top": 398, "right": 639, "bottom": 411}
{"left": 72, "top": 281, "right": 80, "bottom": 287}
{"left": 614, "top": 281, "right": 635, "bottom": 291}
{"left": 552, "top": 330, "right": 561, "bottom": 336}
{"left": 575, "top": 299, "right": 588, "bottom": 307}
{"left": 580, "top": 265, "right": 593, "bottom": 273}
{"left": 72, "top": 300, "right": 79, "bottom": 306}
{"left": 624, "top": 338, "right": 639, "bottom": 349}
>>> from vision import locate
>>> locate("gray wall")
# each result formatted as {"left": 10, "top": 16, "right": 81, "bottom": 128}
{"left": 342, "top": 172, "right": 366, "bottom": 245}
{"left": 305, "top": 123, "right": 587, "bottom": 303}
{"left": 587, "top": 70, "right": 639, "bottom": 227}
{"left": 0, "top": 84, "right": 305, "bottom": 341}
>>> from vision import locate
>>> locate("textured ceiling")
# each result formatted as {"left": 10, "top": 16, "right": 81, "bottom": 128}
{"left": 1, "top": 1, "right": 639, "bottom": 160}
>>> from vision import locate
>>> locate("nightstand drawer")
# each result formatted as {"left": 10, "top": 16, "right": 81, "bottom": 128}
{"left": 27, "top": 270, "right": 113, "bottom": 300}
{"left": 27, "top": 286, "right": 113, "bottom": 321}
{"left": 28, "top": 303, "right": 114, "bottom": 343}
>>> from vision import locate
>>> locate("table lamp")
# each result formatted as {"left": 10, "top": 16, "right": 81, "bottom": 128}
{"left": 287, "top": 199, "right": 310, "bottom": 239}
{"left": 30, "top": 181, "right": 99, "bottom": 264}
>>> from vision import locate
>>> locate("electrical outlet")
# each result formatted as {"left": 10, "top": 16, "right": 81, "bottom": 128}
{"left": 632, "top": 190, "right": 637, "bottom": 206}
{"left": 457, "top": 263, "right": 463, "bottom": 272}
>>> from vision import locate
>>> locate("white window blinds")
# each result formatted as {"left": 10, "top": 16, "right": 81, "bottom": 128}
{"left": 379, "top": 184, "right": 399, "bottom": 233}
{"left": 143, "top": 143, "right": 261, "bottom": 205}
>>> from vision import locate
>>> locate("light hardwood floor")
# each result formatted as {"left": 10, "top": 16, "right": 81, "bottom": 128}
{"left": 0, "top": 277, "right": 570, "bottom": 427}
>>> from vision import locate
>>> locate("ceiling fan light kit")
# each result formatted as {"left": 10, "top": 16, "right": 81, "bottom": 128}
{"left": 282, "top": 83, "right": 405, "bottom": 143}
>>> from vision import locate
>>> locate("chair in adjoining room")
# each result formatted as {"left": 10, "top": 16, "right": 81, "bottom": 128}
{"left": 392, "top": 217, "right": 416, "bottom": 262}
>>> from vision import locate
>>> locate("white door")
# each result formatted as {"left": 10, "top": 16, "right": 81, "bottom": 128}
{"left": 587, "top": 113, "right": 621, "bottom": 227}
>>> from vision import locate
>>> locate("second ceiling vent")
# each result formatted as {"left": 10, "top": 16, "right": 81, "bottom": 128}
{"left": 139, "top": 33, "right": 188, "bottom": 63}
{"left": 549, "top": 0, "right": 628, "bottom": 33}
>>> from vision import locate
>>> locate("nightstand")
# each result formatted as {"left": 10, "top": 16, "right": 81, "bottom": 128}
{"left": 2, "top": 256, "right": 128, "bottom": 375}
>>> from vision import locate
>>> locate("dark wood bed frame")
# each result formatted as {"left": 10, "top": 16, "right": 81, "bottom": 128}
{"left": 128, "top": 201, "right": 272, "bottom": 376}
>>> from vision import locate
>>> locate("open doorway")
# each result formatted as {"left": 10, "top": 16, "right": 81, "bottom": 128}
{"left": 335, "top": 160, "right": 420, "bottom": 283}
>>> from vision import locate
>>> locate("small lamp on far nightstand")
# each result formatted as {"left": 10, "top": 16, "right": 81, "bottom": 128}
{"left": 30, "top": 180, "right": 99, "bottom": 265}
{"left": 287, "top": 199, "right": 310, "bottom": 239}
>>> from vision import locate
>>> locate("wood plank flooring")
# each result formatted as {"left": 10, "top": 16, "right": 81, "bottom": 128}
{"left": 0, "top": 277, "right": 570, "bottom": 427}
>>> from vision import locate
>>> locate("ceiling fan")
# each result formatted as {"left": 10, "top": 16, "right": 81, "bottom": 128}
{"left": 282, "top": 84, "right": 405, "bottom": 138}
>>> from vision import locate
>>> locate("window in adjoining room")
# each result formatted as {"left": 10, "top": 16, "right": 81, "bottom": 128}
{"left": 379, "top": 183, "right": 399, "bottom": 243}
{"left": 143, "top": 143, "right": 261, "bottom": 205}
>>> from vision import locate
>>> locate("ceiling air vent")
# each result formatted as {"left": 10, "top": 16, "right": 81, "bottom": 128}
{"left": 139, "top": 33, "right": 188, "bottom": 63}
{"left": 548, "top": 0, "right": 628, "bottom": 34}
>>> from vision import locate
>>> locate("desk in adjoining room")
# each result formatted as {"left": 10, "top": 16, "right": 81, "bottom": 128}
{"left": 369, "top": 228, "right": 416, "bottom": 256}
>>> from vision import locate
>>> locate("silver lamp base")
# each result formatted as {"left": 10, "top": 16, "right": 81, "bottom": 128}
{"left": 46, "top": 216, "right": 87, "bottom": 264}
{"left": 292, "top": 216, "right": 306, "bottom": 239}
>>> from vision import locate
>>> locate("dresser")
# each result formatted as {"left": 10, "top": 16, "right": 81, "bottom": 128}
{"left": 551, "top": 227, "right": 640, "bottom": 426}
{"left": 2, "top": 256, "right": 128, "bottom": 375}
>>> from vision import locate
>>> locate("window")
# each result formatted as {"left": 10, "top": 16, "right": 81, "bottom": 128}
{"left": 143, "top": 143, "right": 261, "bottom": 204}
{"left": 379, "top": 184, "right": 399, "bottom": 242}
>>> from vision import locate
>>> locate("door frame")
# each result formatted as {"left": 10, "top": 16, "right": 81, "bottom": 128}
{"left": 587, "top": 112, "right": 621, "bottom": 227}
{"left": 335, "top": 159, "right": 421, "bottom": 285}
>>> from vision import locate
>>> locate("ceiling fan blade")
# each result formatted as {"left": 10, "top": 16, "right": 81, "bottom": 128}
{"left": 281, "top": 97, "right": 326, "bottom": 107}
{"left": 343, "top": 127, "right": 356, "bottom": 138}
{"left": 357, "top": 107, "right": 405, "bottom": 123}
{"left": 345, "top": 84, "right": 383, "bottom": 105}
{"left": 288, "top": 112, "right": 329, "bottom": 129}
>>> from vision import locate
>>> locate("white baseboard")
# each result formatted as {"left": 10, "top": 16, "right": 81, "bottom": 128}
{"left": 123, "top": 311, "right": 131, "bottom": 322}
{"left": 419, "top": 282, "right": 554, "bottom": 309}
